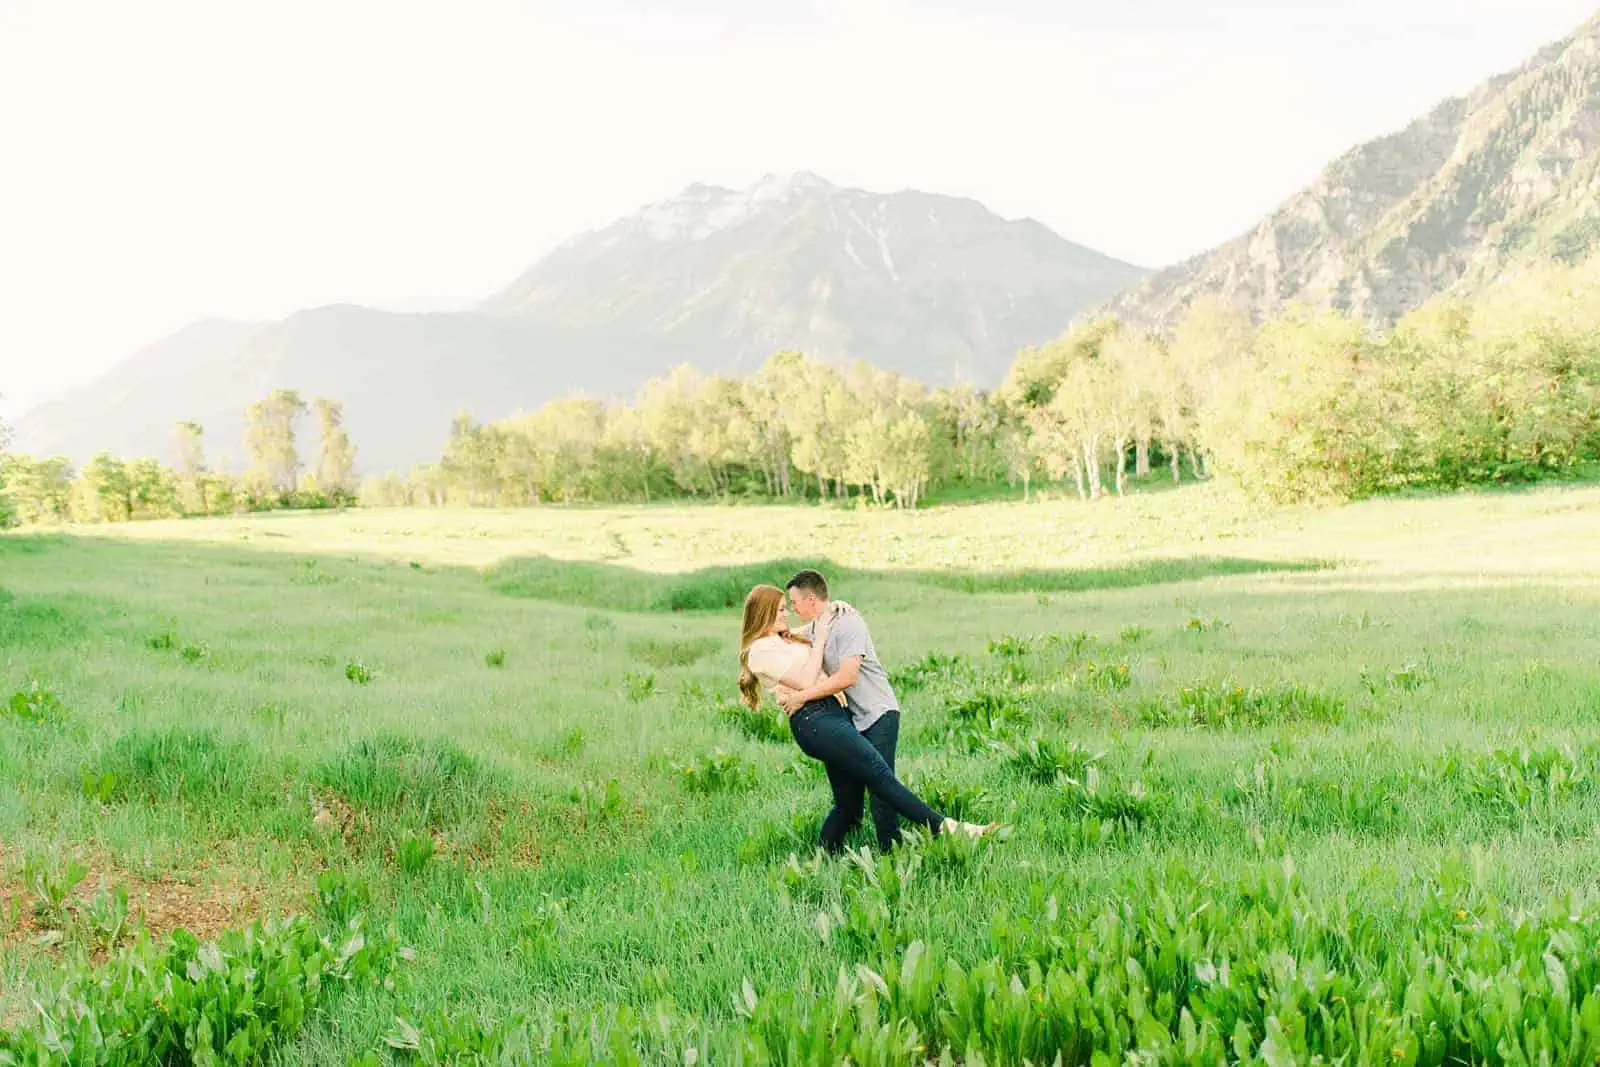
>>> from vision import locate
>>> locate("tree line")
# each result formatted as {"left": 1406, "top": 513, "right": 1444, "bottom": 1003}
{"left": 4, "top": 253, "right": 1598, "bottom": 526}
{"left": 0, "top": 391, "right": 357, "bottom": 526}
{"left": 365, "top": 253, "right": 1600, "bottom": 509}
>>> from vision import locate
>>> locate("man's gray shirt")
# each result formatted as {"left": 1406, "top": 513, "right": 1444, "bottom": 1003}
{"left": 811, "top": 610, "right": 898, "bottom": 732}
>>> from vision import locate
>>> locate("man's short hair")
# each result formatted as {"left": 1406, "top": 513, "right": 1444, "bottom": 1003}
{"left": 785, "top": 569, "right": 828, "bottom": 599}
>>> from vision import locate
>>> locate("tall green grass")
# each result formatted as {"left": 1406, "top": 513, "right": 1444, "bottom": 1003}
{"left": 2, "top": 483, "right": 1599, "bottom": 1061}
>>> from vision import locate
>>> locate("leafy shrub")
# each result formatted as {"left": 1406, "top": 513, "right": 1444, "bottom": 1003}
{"left": 1041, "top": 631, "right": 1094, "bottom": 656}
{"left": 913, "top": 778, "right": 991, "bottom": 822}
{"left": 345, "top": 661, "right": 374, "bottom": 684}
{"left": 993, "top": 659, "right": 1032, "bottom": 685}
{"left": 512, "top": 895, "right": 567, "bottom": 957}
{"left": 484, "top": 648, "right": 507, "bottom": 668}
{"left": 1077, "top": 661, "right": 1132, "bottom": 692}
{"left": 1446, "top": 743, "right": 1590, "bottom": 814}
{"left": 81, "top": 884, "right": 133, "bottom": 952}
{"left": 6, "top": 680, "right": 64, "bottom": 723}
{"left": 890, "top": 652, "right": 973, "bottom": 693}
{"left": 380, "top": 1011, "right": 535, "bottom": 1064}
{"left": 1061, "top": 766, "right": 1158, "bottom": 827}
{"left": 1002, "top": 737, "right": 1100, "bottom": 784}
{"left": 674, "top": 750, "right": 757, "bottom": 795}
{"left": 773, "top": 849, "right": 833, "bottom": 907}
{"left": 1227, "top": 754, "right": 1407, "bottom": 835}
{"left": 0, "top": 914, "right": 406, "bottom": 1065}
{"left": 780, "top": 756, "right": 829, "bottom": 781}
{"left": 986, "top": 635, "right": 1032, "bottom": 659}
{"left": 942, "top": 688, "right": 1029, "bottom": 751}
{"left": 718, "top": 700, "right": 790, "bottom": 743}
{"left": 1141, "top": 681, "right": 1345, "bottom": 728}
{"left": 569, "top": 777, "right": 628, "bottom": 827}
{"left": 624, "top": 671, "right": 656, "bottom": 702}
{"left": 179, "top": 642, "right": 210, "bottom": 664}
{"left": 946, "top": 689, "right": 1026, "bottom": 724}
{"left": 22, "top": 854, "right": 88, "bottom": 928}
{"left": 146, "top": 630, "right": 177, "bottom": 650}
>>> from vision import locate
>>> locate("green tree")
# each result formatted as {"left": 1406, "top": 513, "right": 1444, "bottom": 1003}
{"left": 244, "top": 389, "right": 309, "bottom": 501}
{"left": 789, "top": 362, "right": 859, "bottom": 499}
{"left": 1166, "top": 297, "right": 1250, "bottom": 481}
{"left": 439, "top": 414, "right": 505, "bottom": 505}
{"left": 597, "top": 405, "right": 661, "bottom": 503}
{"left": 174, "top": 420, "right": 210, "bottom": 514}
{"left": 691, "top": 376, "right": 755, "bottom": 497}
{"left": 749, "top": 351, "right": 809, "bottom": 496}
{"left": 1199, "top": 306, "right": 1390, "bottom": 501}
{"left": 128, "top": 458, "right": 180, "bottom": 519}
{"left": 314, "top": 398, "right": 358, "bottom": 504}
{"left": 78, "top": 452, "right": 133, "bottom": 522}
{"left": 203, "top": 471, "right": 239, "bottom": 516}
{"left": 640, "top": 365, "right": 713, "bottom": 496}
{"left": 998, "top": 421, "right": 1038, "bottom": 500}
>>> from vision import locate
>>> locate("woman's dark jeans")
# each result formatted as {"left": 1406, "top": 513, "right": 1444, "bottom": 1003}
{"left": 788, "top": 700, "right": 944, "bottom": 852}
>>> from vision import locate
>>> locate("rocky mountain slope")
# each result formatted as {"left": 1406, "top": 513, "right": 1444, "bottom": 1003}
{"left": 1105, "top": 13, "right": 1600, "bottom": 328}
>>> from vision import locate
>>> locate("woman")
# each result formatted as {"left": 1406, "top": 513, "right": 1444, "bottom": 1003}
{"left": 738, "top": 584, "right": 991, "bottom": 853}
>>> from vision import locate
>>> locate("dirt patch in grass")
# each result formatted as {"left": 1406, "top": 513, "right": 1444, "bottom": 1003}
{"left": 0, "top": 845, "right": 273, "bottom": 956}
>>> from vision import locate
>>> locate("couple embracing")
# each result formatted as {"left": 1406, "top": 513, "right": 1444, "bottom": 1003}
{"left": 738, "top": 569, "right": 997, "bottom": 854}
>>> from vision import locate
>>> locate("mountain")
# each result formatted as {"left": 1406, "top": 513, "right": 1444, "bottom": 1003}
{"left": 486, "top": 172, "right": 1146, "bottom": 380}
{"left": 15, "top": 174, "right": 1144, "bottom": 474}
{"left": 1105, "top": 13, "right": 1600, "bottom": 329}
{"left": 15, "top": 308, "right": 629, "bottom": 476}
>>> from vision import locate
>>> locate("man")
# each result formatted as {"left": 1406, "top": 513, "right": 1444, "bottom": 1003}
{"left": 777, "top": 569, "right": 909, "bottom": 851}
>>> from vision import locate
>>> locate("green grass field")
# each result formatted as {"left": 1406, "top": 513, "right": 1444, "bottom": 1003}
{"left": 4, "top": 481, "right": 1600, "bottom": 1063}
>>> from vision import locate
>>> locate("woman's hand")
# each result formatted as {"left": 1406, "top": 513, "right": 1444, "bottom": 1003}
{"left": 776, "top": 685, "right": 805, "bottom": 715}
{"left": 813, "top": 605, "right": 837, "bottom": 643}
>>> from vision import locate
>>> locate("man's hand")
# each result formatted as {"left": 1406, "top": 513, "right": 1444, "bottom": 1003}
{"left": 776, "top": 685, "right": 806, "bottom": 714}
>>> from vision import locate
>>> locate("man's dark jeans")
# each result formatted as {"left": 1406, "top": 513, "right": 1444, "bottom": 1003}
{"left": 861, "top": 710, "right": 904, "bottom": 851}
{"left": 788, "top": 702, "right": 940, "bottom": 853}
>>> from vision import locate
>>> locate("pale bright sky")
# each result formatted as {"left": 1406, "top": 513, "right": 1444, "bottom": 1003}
{"left": 2, "top": 0, "right": 1596, "bottom": 419}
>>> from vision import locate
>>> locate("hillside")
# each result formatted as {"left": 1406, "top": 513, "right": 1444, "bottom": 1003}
{"left": 1105, "top": 13, "right": 1600, "bottom": 328}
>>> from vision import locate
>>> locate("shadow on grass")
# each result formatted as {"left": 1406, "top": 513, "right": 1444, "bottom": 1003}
{"left": 920, "top": 473, "right": 1199, "bottom": 508}
{"left": 485, "top": 555, "right": 1337, "bottom": 614}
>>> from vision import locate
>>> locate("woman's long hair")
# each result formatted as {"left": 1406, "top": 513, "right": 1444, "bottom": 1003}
{"left": 739, "top": 584, "right": 808, "bottom": 710}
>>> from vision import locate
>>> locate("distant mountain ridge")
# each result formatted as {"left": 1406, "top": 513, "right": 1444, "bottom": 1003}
{"left": 16, "top": 173, "right": 1145, "bottom": 472}
{"left": 484, "top": 171, "right": 1145, "bottom": 379}
{"left": 1104, "top": 12, "right": 1600, "bottom": 328}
